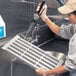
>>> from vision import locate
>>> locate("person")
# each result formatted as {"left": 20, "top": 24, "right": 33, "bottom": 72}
{"left": 36, "top": 0, "right": 76, "bottom": 76}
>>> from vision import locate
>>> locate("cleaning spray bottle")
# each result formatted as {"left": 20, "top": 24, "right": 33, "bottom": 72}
{"left": 0, "top": 15, "right": 6, "bottom": 39}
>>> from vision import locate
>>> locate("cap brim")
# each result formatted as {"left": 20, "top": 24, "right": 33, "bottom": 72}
{"left": 58, "top": 5, "right": 74, "bottom": 14}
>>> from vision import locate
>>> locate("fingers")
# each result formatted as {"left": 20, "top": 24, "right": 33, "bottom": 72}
{"left": 39, "top": 4, "right": 47, "bottom": 16}
{"left": 36, "top": 3, "right": 47, "bottom": 16}
{"left": 36, "top": 3, "right": 41, "bottom": 12}
{"left": 35, "top": 67, "right": 46, "bottom": 75}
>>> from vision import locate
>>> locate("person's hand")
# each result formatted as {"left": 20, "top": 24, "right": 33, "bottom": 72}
{"left": 35, "top": 67, "right": 54, "bottom": 76}
{"left": 36, "top": 3, "right": 48, "bottom": 21}
{"left": 35, "top": 67, "right": 46, "bottom": 76}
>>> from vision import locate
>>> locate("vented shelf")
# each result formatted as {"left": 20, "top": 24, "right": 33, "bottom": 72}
{"left": 2, "top": 35, "right": 64, "bottom": 70}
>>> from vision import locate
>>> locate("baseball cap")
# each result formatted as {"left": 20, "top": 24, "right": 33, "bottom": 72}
{"left": 58, "top": 0, "right": 76, "bottom": 14}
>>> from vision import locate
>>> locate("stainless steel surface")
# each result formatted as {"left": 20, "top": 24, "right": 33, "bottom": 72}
{"left": 46, "top": 0, "right": 59, "bottom": 8}
{"left": 11, "top": 0, "right": 36, "bottom": 4}
{"left": 45, "top": 51, "right": 66, "bottom": 61}
{"left": 0, "top": 36, "right": 12, "bottom": 46}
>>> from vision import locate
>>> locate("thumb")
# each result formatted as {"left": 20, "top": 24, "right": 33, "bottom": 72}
{"left": 36, "top": 3, "right": 41, "bottom": 12}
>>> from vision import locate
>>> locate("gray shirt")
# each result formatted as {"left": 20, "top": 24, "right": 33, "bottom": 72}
{"left": 59, "top": 24, "right": 76, "bottom": 76}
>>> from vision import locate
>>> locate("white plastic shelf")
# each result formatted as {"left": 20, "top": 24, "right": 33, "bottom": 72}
{"left": 2, "top": 35, "right": 64, "bottom": 70}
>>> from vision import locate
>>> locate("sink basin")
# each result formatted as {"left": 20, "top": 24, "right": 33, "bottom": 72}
{"left": 45, "top": 51, "right": 66, "bottom": 61}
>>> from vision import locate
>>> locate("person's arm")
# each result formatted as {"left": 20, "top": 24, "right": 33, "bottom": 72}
{"left": 36, "top": 66, "right": 68, "bottom": 76}
{"left": 37, "top": 4, "right": 60, "bottom": 35}
{"left": 42, "top": 15, "right": 60, "bottom": 35}
{"left": 45, "top": 66, "right": 68, "bottom": 75}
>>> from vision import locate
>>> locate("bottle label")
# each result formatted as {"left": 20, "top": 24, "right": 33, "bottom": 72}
{"left": 0, "top": 26, "right": 5, "bottom": 38}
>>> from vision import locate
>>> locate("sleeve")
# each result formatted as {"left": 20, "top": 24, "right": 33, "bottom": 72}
{"left": 64, "top": 36, "right": 76, "bottom": 71}
{"left": 59, "top": 24, "right": 74, "bottom": 39}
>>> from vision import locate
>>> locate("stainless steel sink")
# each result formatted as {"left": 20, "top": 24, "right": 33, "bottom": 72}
{"left": 45, "top": 51, "right": 66, "bottom": 61}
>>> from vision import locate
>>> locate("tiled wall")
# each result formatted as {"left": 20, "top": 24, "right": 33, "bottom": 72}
{"left": 0, "top": 0, "right": 36, "bottom": 37}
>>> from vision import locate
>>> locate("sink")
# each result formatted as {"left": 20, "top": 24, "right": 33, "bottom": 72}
{"left": 45, "top": 51, "right": 66, "bottom": 61}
